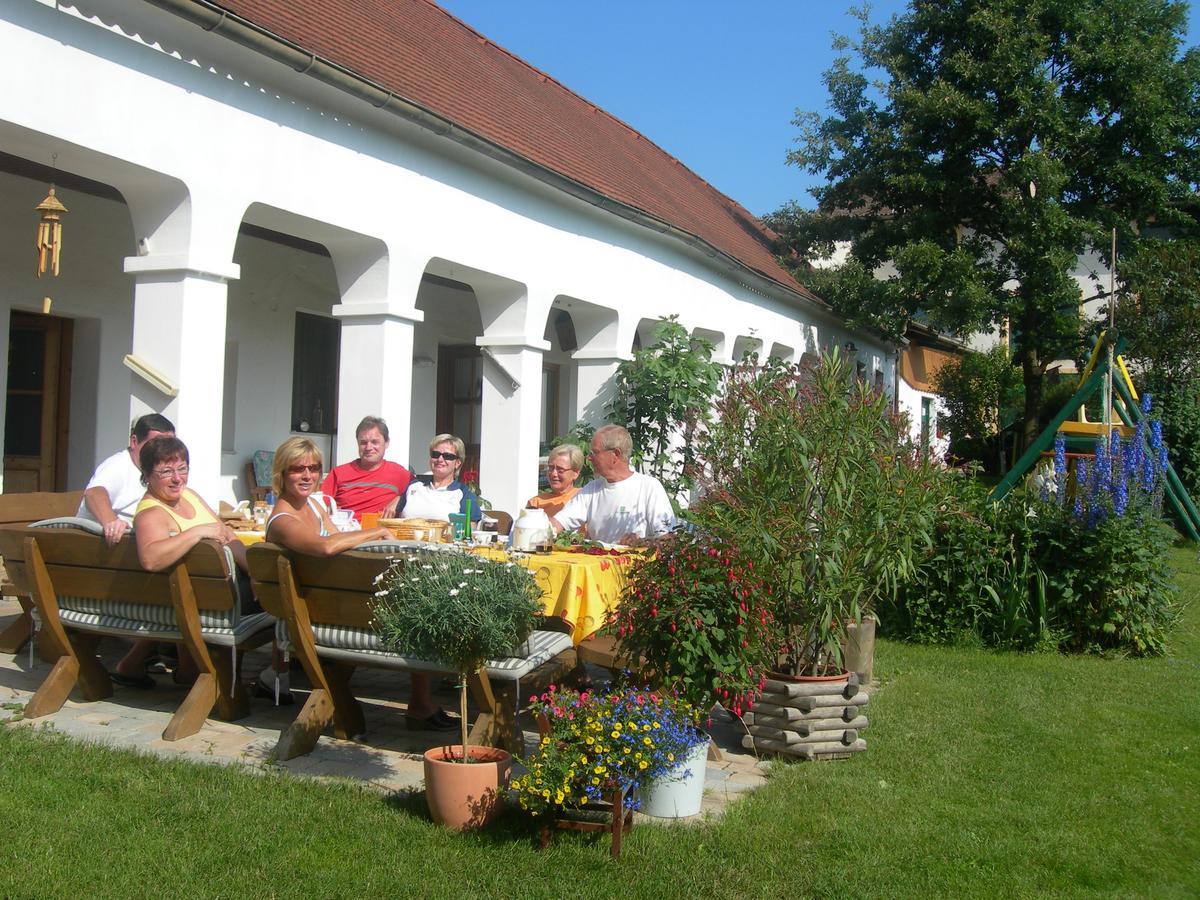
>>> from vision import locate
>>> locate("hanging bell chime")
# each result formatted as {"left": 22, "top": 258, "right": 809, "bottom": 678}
{"left": 35, "top": 185, "right": 68, "bottom": 278}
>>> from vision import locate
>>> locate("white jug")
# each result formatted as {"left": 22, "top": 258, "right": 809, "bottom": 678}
{"left": 511, "top": 507, "right": 552, "bottom": 551}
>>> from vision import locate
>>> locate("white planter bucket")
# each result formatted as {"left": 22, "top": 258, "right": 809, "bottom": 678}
{"left": 638, "top": 738, "right": 709, "bottom": 818}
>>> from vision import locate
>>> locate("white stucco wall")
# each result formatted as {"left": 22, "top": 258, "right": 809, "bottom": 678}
{"left": 0, "top": 0, "right": 894, "bottom": 510}
{"left": 897, "top": 377, "right": 949, "bottom": 461}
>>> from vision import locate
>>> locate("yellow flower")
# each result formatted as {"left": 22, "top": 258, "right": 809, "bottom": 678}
{"left": 594, "top": 765, "right": 606, "bottom": 774}
{"left": 585, "top": 736, "right": 595, "bottom": 745}
{"left": 611, "top": 730, "right": 620, "bottom": 739}
{"left": 643, "top": 736, "right": 652, "bottom": 746}
{"left": 642, "top": 724, "right": 651, "bottom": 732}
{"left": 555, "top": 791, "right": 564, "bottom": 804}
{"left": 653, "top": 722, "right": 660, "bottom": 729}
{"left": 543, "top": 789, "right": 551, "bottom": 799}
{"left": 639, "top": 760, "right": 648, "bottom": 769}
{"left": 591, "top": 777, "right": 600, "bottom": 785}
{"left": 667, "top": 753, "right": 674, "bottom": 762}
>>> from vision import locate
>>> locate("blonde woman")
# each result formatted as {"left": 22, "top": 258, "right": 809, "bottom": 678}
{"left": 402, "top": 433, "right": 483, "bottom": 523}
{"left": 266, "top": 437, "right": 391, "bottom": 556}
{"left": 264, "top": 437, "right": 454, "bottom": 729}
{"left": 526, "top": 443, "right": 584, "bottom": 518}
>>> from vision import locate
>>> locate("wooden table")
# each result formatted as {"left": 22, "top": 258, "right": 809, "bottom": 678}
{"left": 472, "top": 547, "right": 638, "bottom": 644}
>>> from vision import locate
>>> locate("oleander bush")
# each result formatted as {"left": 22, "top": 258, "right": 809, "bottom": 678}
{"left": 688, "top": 350, "right": 944, "bottom": 676}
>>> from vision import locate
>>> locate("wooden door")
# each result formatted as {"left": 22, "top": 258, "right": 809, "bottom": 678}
{"left": 436, "top": 345, "right": 482, "bottom": 475}
{"left": 4, "top": 312, "right": 73, "bottom": 492}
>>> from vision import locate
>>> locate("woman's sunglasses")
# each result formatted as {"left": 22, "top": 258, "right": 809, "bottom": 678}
{"left": 287, "top": 463, "right": 322, "bottom": 474}
{"left": 430, "top": 451, "right": 459, "bottom": 461}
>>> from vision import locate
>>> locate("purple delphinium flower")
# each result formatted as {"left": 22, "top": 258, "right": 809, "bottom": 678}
{"left": 1142, "top": 453, "right": 1157, "bottom": 493}
{"left": 1113, "top": 465, "right": 1129, "bottom": 516}
{"left": 1074, "top": 458, "right": 1088, "bottom": 520}
{"left": 1054, "top": 434, "right": 1067, "bottom": 502}
{"left": 1131, "top": 416, "right": 1147, "bottom": 480}
{"left": 1092, "top": 433, "right": 1111, "bottom": 498}
{"left": 1142, "top": 392, "right": 1153, "bottom": 416}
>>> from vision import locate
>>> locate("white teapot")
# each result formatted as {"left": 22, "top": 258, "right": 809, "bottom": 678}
{"left": 511, "top": 507, "right": 552, "bottom": 551}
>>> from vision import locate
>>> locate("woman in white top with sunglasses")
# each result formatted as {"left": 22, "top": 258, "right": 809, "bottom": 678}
{"left": 402, "top": 433, "right": 483, "bottom": 523}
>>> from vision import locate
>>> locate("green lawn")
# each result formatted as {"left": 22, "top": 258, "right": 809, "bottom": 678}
{"left": 2, "top": 549, "right": 1198, "bottom": 898}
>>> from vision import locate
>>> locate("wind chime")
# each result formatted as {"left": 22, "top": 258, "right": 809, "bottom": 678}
{"left": 35, "top": 172, "right": 68, "bottom": 313}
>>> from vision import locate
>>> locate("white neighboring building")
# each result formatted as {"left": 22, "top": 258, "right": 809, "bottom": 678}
{"left": 0, "top": 0, "right": 895, "bottom": 512}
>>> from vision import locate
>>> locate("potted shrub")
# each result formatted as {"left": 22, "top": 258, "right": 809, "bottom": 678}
{"left": 690, "top": 350, "right": 934, "bottom": 678}
{"left": 513, "top": 683, "right": 708, "bottom": 825}
{"left": 372, "top": 548, "right": 544, "bottom": 829}
{"left": 687, "top": 351, "right": 941, "bottom": 756}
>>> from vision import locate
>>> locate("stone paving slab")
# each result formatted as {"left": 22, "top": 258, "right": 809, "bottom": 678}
{"left": 0, "top": 598, "right": 770, "bottom": 819}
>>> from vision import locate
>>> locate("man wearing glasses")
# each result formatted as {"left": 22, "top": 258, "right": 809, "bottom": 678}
{"left": 550, "top": 424, "right": 676, "bottom": 547}
{"left": 78, "top": 413, "right": 176, "bottom": 546}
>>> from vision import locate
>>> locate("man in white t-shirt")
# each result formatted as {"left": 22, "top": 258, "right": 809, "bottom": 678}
{"left": 551, "top": 424, "right": 676, "bottom": 546}
{"left": 77, "top": 413, "right": 175, "bottom": 546}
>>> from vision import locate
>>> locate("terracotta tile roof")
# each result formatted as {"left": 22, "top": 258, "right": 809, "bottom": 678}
{"left": 207, "top": 0, "right": 821, "bottom": 305}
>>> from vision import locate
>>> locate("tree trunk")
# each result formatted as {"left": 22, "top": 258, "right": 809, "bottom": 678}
{"left": 1020, "top": 345, "right": 1045, "bottom": 456}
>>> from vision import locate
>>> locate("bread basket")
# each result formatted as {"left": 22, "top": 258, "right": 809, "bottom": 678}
{"left": 378, "top": 517, "right": 450, "bottom": 543}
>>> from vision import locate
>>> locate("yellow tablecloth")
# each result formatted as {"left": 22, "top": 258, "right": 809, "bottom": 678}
{"left": 234, "top": 531, "right": 265, "bottom": 546}
{"left": 472, "top": 547, "right": 638, "bottom": 644}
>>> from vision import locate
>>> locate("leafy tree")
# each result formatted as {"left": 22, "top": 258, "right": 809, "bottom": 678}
{"left": 1113, "top": 235, "right": 1200, "bottom": 495}
{"left": 607, "top": 315, "right": 722, "bottom": 505}
{"left": 1115, "top": 237, "right": 1200, "bottom": 381}
{"left": 933, "top": 345, "right": 1022, "bottom": 467}
{"left": 770, "top": 0, "right": 1200, "bottom": 451}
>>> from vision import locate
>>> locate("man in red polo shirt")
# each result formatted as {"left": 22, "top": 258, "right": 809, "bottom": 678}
{"left": 321, "top": 416, "right": 412, "bottom": 519}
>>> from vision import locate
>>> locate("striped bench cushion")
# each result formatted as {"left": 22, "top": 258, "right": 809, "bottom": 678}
{"left": 312, "top": 627, "right": 572, "bottom": 682}
{"left": 56, "top": 609, "right": 273, "bottom": 647}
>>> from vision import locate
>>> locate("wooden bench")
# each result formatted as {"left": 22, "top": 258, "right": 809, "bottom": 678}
{"left": 0, "top": 520, "right": 275, "bottom": 740}
{"left": 0, "top": 491, "right": 84, "bottom": 654}
{"left": 246, "top": 541, "right": 577, "bottom": 760}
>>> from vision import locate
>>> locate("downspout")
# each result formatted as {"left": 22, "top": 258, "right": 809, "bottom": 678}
{"left": 143, "top": 0, "right": 830, "bottom": 319}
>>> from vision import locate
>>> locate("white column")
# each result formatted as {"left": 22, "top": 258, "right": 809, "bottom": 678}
{"left": 476, "top": 338, "right": 549, "bottom": 515}
{"left": 572, "top": 352, "right": 622, "bottom": 427}
{"left": 123, "top": 255, "right": 240, "bottom": 501}
{"left": 330, "top": 304, "right": 422, "bottom": 467}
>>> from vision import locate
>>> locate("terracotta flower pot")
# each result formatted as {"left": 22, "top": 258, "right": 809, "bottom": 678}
{"left": 422, "top": 744, "right": 512, "bottom": 830}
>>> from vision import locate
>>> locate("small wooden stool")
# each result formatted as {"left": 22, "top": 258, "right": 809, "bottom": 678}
{"left": 536, "top": 788, "right": 634, "bottom": 859}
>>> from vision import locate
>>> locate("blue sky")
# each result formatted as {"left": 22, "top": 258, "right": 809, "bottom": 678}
{"left": 438, "top": 0, "right": 1200, "bottom": 217}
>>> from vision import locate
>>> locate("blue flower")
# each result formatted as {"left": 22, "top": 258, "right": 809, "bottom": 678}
{"left": 1053, "top": 434, "right": 1067, "bottom": 501}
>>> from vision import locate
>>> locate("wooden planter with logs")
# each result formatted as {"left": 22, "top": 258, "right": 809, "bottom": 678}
{"left": 741, "top": 672, "right": 868, "bottom": 759}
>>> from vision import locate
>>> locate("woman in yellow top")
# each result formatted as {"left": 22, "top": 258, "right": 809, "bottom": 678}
{"left": 133, "top": 436, "right": 248, "bottom": 573}
{"left": 110, "top": 436, "right": 247, "bottom": 689}
{"left": 525, "top": 443, "right": 584, "bottom": 519}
